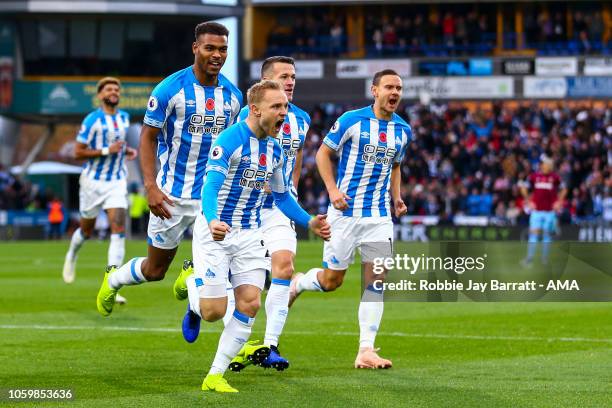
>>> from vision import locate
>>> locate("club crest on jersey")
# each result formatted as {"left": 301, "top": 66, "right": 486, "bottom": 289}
{"left": 282, "top": 123, "right": 291, "bottom": 134}
{"left": 259, "top": 153, "right": 267, "bottom": 167}
{"left": 211, "top": 146, "right": 223, "bottom": 160}
{"left": 379, "top": 132, "right": 387, "bottom": 143}
{"left": 147, "top": 96, "right": 158, "bottom": 111}
{"left": 205, "top": 98, "right": 215, "bottom": 111}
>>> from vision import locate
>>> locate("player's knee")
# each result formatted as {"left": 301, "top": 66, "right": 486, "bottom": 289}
{"left": 201, "top": 305, "right": 225, "bottom": 322}
{"left": 273, "top": 259, "right": 294, "bottom": 280}
{"left": 80, "top": 226, "right": 93, "bottom": 238}
{"left": 235, "top": 297, "right": 260, "bottom": 317}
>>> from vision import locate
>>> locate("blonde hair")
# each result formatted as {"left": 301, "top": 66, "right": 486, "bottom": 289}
{"left": 247, "top": 80, "right": 282, "bottom": 106}
{"left": 96, "top": 77, "right": 121, "bottom": 93}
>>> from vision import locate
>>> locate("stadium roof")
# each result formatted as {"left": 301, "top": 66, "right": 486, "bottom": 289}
{"left": 11, "top": 161, "right": 83, "bottom": 175}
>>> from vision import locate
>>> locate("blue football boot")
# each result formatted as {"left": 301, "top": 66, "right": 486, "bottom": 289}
{"left": 182, "top": 303, "right": 201, "bottom": 343}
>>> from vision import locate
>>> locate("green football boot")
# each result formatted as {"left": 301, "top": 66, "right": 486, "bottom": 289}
{"left": 96, "top": 266, "right": 118, "bottom": 317}
{"left": 173, "top": 259, "right": 194, "bottom": 300}
{"left": 228, "top": 340, "right": 271, "bottom": 372}
{"left": 201, "top": 373, "right": 238, "bottom": 393}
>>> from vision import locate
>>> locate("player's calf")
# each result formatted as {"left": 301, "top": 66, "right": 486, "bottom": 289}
{"left": 317, "top": 268, "right": 345, "bottom": 291}
{"left": 141, "top": 260, "right": 170, "bottom": 281}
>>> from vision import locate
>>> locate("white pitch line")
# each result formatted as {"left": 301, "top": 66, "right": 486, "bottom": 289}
{"left": 0, "top": 324, "right": 610, "bottom": 344}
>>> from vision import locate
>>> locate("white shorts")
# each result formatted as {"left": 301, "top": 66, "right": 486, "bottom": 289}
{"left": 192, "top": 214, "right": 268, "bottom": 298}
{"left": 147, "top": 197, "right": 200, "bottom": 250}
{"left": 261, "top": 207, "right": 297, "bottom": 254}
{"left": 79, "top": 175, "right": 128, "bottom": 219}
{"left": 323, "top": 210, "right": 394, "bottom": 271}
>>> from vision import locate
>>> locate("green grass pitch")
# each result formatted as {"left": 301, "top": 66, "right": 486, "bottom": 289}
{"left": 0, "top": 240, "right": 610, "bottom": 407}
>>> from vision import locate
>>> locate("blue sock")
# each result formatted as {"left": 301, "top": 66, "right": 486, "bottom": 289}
{"left": 541, "top": 231, "right": 552, "bottom": 264}
{"left": 527, "top": 233, "right": 538, "bottom": 262}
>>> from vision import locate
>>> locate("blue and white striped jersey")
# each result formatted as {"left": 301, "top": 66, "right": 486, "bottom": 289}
{"left": 238, "top": 103, "right": 310, "bottom": 208}
{"left": 143, "top": 66, "right": 242, "bottom": 200}
{"left": 76, "top": 108, "right": 130, "bottom": 181}
{"left": 323, "top": 106, "right": 411, "bottom": 217}
{"left": 205, "top": 121, "right": 286, "bottom": 229}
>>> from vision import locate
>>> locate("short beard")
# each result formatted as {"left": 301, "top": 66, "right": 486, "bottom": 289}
{"left": 103, "top": 97, "right": 119, "bottom": 108}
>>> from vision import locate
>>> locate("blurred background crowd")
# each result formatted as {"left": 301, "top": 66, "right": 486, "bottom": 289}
{"left": 296, "top": 102, "right": 611, "bottom": 225}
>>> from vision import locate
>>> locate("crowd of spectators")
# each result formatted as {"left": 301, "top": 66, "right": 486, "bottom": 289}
{"left": 364, "top": 11, "right": 495, "bottom": 57}
{"left": 297, "top": 102, "right": 611, "bottom": 226}
{"left": 524, "top": 9, "right": 607, "bottom": 54}
{"left": 264, "top": 4, "right": 609, "bottom": 58}
{"left": 266, "top": 14, "right": 348, "bottom": 58}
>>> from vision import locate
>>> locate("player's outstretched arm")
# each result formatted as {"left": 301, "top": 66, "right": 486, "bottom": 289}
{"left": 201, "top": 170, "right": 231, "bottom": 241}
{"left": 139, "top": 124, "right": 174, "bottom": 219}
{"left": 316, "top": 144, "right": 350, "bottom": 210}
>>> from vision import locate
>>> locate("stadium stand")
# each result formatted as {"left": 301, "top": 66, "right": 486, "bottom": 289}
{"left": 297, "top": 102, "right": 611, "bottom": 225}
{"left": 260, "top": 2, "right": 610, "bottom": 58}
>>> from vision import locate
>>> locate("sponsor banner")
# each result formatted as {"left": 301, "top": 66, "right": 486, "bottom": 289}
{"left": 0, "top": 210, "right": 48, "bottom": 227}
{"left": 368, "top": 77, "right": 514, "bottom": 99}
{"left": 418, "top": 59, "right": 492, "bottom": 76}
{"left": 523, "top": 76, "right": 567, "bottom": 98}
{"left": 469, "top": 59, "right": 493, "bottom": 76}
{"left": 10, "top": 80, "right": 156, "bottom": 115}
{"left": 567, "top": 76, "right": 612, "bottom": 98}
{"left": 502, "top": 59, "right": 534, "bottom": 75}
{"left": 583, "top": 58, "right": 612, "bottom": 76}
{"left": 249, "top": 60, "right": 323, "bottom": 80}
{"left": 393, "top": 224, "right": 612, "bottom": 242}
{"left": 535, "top": 57, "right": 577, "bottom": 76}
{"left": 336, "top": 59, "right": 411, "bottom": 78}
{"left": 399, "top": 216, "right": 440, "bottom": 226}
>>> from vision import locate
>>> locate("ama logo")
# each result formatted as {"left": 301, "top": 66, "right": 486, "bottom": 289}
{"left": 379, "top": 132, "right": 387, "bottom": 143}
{"left": 205, "top": 98, "right": 215, "bottom": 111}
{"left": 259, "top": 153, "right": 267, "bottom": 167}
{"left": 282, "top": 123, "right": 291, "bottom": 135}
